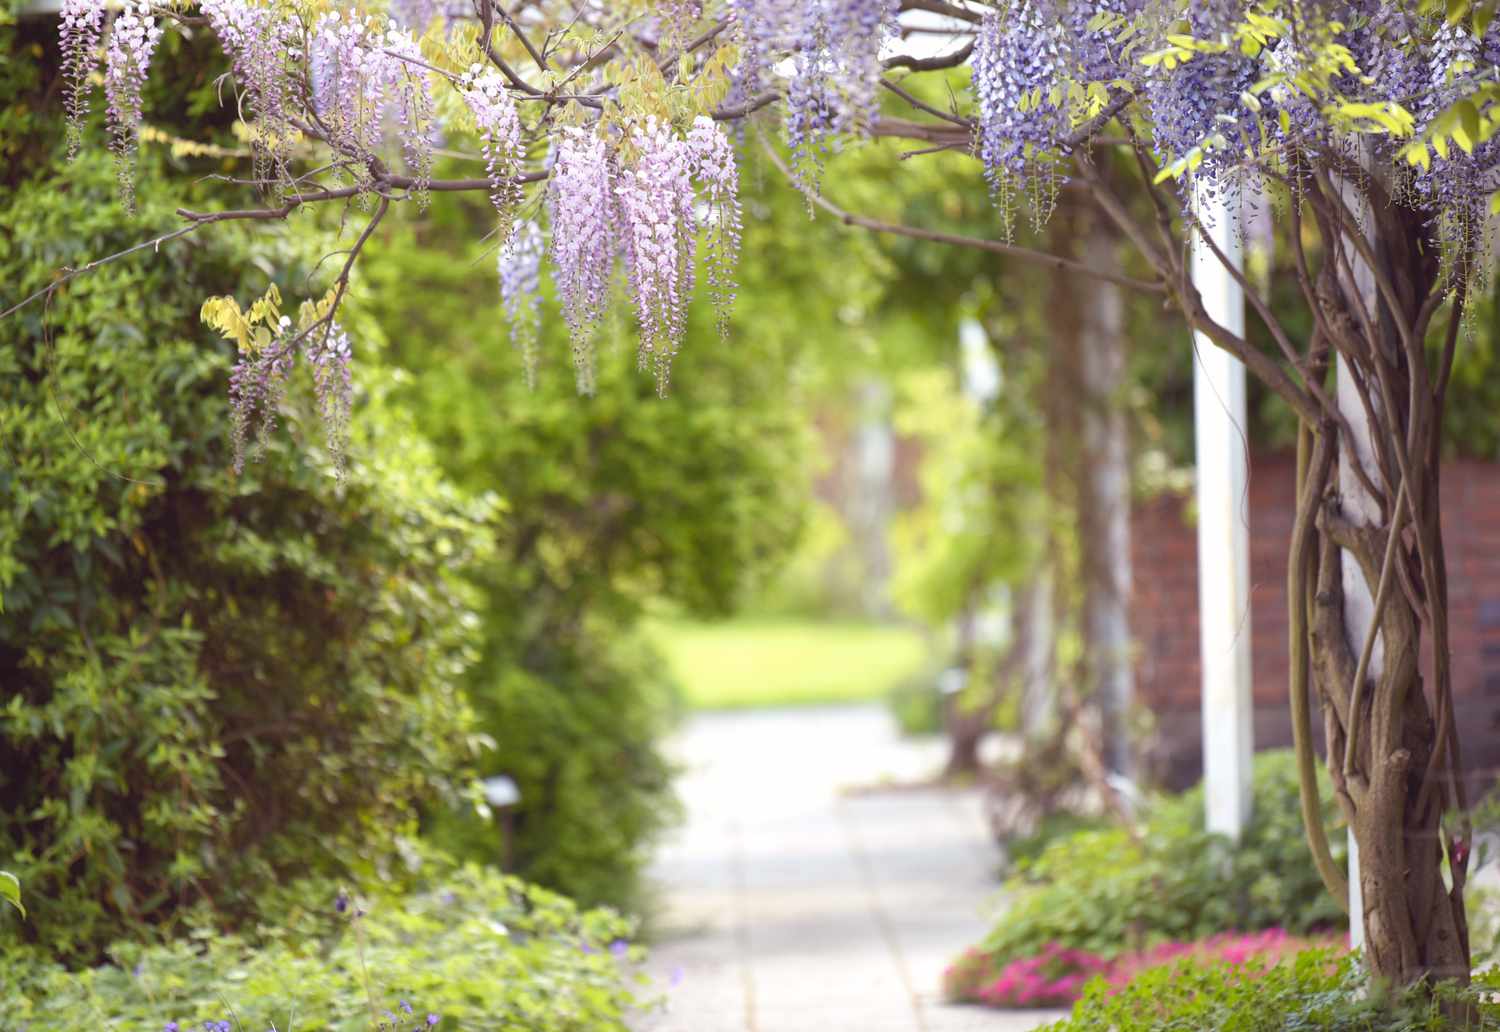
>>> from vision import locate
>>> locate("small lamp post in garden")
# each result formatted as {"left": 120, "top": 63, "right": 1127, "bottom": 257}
{"left": 481, "top": 775, "right": 522, "bottom": 872}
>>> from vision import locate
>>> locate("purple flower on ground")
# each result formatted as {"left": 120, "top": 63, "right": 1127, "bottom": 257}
{"left": 609, "top": 938, "right": 630, "bottom": 959}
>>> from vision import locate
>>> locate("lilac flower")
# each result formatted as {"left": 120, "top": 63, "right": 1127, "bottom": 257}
{"left": 547, "top": 127, "right": 616, "bottom": 394}
{"left": 103, "top": 0, "right": 162, "bottom": 211}
{"left": 59, "top": 0, "right": 105, "bottom": 160}
{"left": 426, "top": 1016, "right": 439, "bottom": 1028}
{"left": 609, "top": 938, "right": 630, "bottom": 959}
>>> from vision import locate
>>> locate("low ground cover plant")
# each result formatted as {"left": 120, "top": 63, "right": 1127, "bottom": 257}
{"left": 2, "top": 867, "right": 652, "bottom": 1031}
{"left": 972, "top": 750, "right": 1345, "bottom": 972}
{"left": 1045, "top": 950, "right": 1500, "bottom": 1032}
{"left": 945, "top": 929, "right": 1338, "bottom": 1008}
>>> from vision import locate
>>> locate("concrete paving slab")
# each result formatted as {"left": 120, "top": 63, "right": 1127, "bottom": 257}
{"left": 636, "top": 704, "right": 1063, "bottom": 1032}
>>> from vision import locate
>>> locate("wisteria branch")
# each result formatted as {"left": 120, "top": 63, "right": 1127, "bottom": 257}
{"left": 759, "top": 138, "right": 1165, "bottom": 294}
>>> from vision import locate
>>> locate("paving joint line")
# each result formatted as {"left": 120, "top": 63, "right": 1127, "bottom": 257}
{"left": 729, "top": 814, "right": 759, "bottom": 1032}
{"left": 836, "top": 796, "right": 930, "bottom": 1032}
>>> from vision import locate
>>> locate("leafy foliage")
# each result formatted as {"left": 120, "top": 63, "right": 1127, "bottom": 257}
{"left": 1046, "top": 950, "right": 1500, "bottom": 1032}
{"left": 976, "top": 751, "right": 1347, "bottom": 965}
{"left": 3, "top": 867, "right": 650, "bottom": 1032}
{"left": 0, "top": 151, "right": 491, "bottom": 962}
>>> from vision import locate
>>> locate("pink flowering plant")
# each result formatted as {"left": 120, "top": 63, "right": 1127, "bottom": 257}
{"left": 945, "top": 930, "right": 1343, "bottom": 1010}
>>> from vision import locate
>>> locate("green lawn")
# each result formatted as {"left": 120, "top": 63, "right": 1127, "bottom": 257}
{"left": 647, "top": 618, "right": 931, "bottom": 710}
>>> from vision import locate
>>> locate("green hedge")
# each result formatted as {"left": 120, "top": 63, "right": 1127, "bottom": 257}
{"left": 0, "top": 147, "right": 492, "bottom": 961}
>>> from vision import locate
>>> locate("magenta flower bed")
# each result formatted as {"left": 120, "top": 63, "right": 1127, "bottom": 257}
{"left": 944, "top": 929, "right": 1344, "bottom": 1009}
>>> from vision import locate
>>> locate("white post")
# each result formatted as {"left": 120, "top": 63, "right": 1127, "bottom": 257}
{"left": 1191, "top": 180, "right": 1254, "bottom": 842}
{"left": 1333, "top": 152, "right": 1383, "bottom": 953}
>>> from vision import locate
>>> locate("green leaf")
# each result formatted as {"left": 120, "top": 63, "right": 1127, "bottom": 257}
{"left": 1, "top": 871, "right": 24, "bottom": 919}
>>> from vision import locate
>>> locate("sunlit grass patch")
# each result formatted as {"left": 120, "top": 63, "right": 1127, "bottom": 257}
{"left": 648, "top": 618, "right": 930, "bottom": 710}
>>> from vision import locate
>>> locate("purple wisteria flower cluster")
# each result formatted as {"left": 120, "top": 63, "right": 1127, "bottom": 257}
{"left": 58, "top": 0, "right": 104, "bottom": 160}
{"left": 732, "top": 0, "right": 894, "bottom": 194}
{"left": 308, "top": 11, "right": 435, "bottom": 201}
{"left": 459, "top": 66, "right": 525, "bottom": 223}
{"left": 102, "top": 0, "right": 162, "bottom": 212}
{"left": 972, "top": 3, "right": 1066, "bottom": 228}
{"left": 687, "top": 115, "right": 743, "bottom": 338}
{"left": 548, "top": 127, "right": 618, "bottom": 394}
{"left": 227, "top": 323, "right": 297, "bottom": 476}
{"left": 618, "top": 117, "right": 699, "bottom": 393}
{"left": 499, "top": 220, "right": 545, "bottom": 388}
{"left": 200, "top": 0, "right": 296, "bottom": 188}
{"left": 539, "top": 116, "right": 743, "bottom": 395}
{"left": 225, "top": 315, "right": 354, "bottom": 478}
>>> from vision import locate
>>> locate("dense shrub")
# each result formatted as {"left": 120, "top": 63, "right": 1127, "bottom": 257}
{"left": 1048, "top": 951, "right": 1500, "bottom": 1032}
{"left": 3, "top": 867, "right": 650, "bottom": 1031}
{"left": 0, "top": 150, "right": 491, "bottom": 960}
{"left": 975, "top": 750, "right": 1346, "bottom": 965}
{"left": 423, "top": 631, "right": 681, "bottom": 911}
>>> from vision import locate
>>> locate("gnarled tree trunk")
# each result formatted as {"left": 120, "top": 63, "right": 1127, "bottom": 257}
{"left": 1287, "top": 166, "right": 1471, "bottom": 986}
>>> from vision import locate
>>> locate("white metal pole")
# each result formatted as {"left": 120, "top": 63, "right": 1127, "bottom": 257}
{"left": 1191, "top": 180, "right": 1254, "bottom": 842}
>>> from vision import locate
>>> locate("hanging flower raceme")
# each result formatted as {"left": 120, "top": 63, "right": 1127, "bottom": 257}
{"left": 59, "top": 0, "right": 105, "bottom": 160}
{"left": 971, "top": 3, "right": 1066, "bottom": 234}
{"left": 727, "top": 0, "right": 790, "bottom": 111}
{"left": 306, "top": 322, "right": 355, "bottom": 477}
{"left": 227, "top": 322, "right": 297, "bottom": 475}
{"left": 547, "top": 127, "right": 616, "bottom": 394}
{"left": 103, "top": 0, "right": 163, "bottom": 211}
{"left": 309, "top": 11, "right": 385, "bottom": 163}
{"left": 687, "top": 116, "right": 742, "bottom": 338}
{"left": 205, "top": 289, "right": 356, "bottom": 478}
{"left": 307, "top": 13, "right": 436, "bottom": 201}
{"left": 824, "top": 0, "right": 896, "bottom": 135}
{"left": 384, "top": 28, "right": 436, "bottom": 207}
{"left": 499, "top": 220, "right": 545, "bottom": 388}
{"left": 617, "top": 117, "right": 697, "bottom": 395}
{"left": 200, "top": 0, "right": 296, "bottom": 188}
{"left": 459, "top": 66, "right": 524, "bottom": 226}
{"left": 784, "top": 3, "right": 839, "bottom": 195}
{"left": 1141, "top": 0, "right": 1256, "bottom": 189}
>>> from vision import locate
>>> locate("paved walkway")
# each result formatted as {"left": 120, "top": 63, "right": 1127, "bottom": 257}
{"left": 637, "top": 705, "right": 1067, "bottom": 1032}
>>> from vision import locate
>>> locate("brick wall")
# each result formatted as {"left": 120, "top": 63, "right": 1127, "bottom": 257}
{"left": 1133, "top": 453, "right": 1500, "bottom": 789}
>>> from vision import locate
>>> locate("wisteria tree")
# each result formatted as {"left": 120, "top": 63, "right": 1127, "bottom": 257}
{"left": 19, "top": 0, "right": 1500, "bottom": 989}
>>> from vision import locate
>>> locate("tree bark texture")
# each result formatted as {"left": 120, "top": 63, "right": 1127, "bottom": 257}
{"left": 1288, "top": 165, "right": 1470, "bottom": 985}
